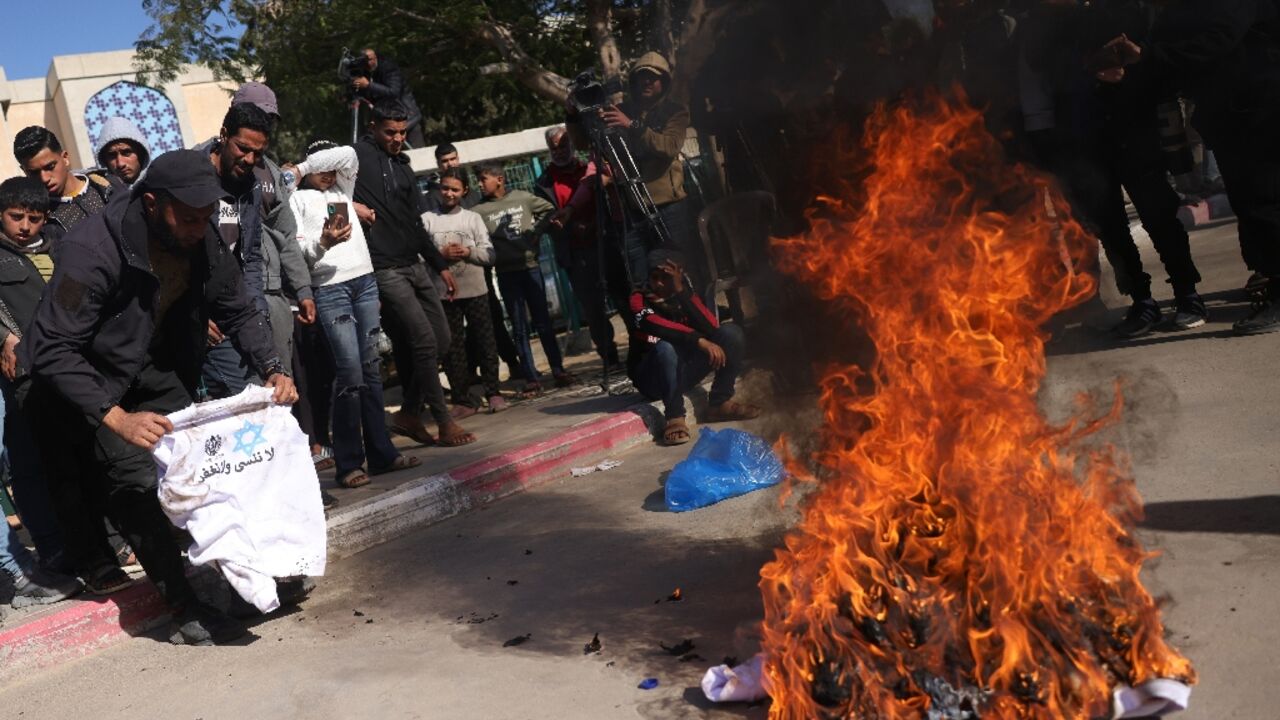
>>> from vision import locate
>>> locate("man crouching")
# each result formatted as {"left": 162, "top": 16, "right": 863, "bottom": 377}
{"left": 628, "top": 249, "right": 760, "bottom": 445}
{"left": 21, "top": 150, "right": 297, "bottom": 645}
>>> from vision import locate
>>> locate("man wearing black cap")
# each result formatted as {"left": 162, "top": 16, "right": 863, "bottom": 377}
{"left": 21, "top": 149, "right": 297, "bottom": 645}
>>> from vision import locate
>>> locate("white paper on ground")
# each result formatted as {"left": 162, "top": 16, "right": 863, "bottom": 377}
{"left": 702, "top": 653, "right": 768, "bottom": 703}
{"left": 153, "top": 386, "right": 327, "bottom": 613}
{"left": 1112, "top": 678, "right": 1192, "bottom": 719}
{"left": 570, "top": 459, "right": 624, "bottom": 477}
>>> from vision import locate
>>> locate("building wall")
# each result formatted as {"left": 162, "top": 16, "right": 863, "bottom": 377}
{"left": 0, "top": 50, "right": 237, "bottom": 180}
{"left": 181, "top": 80, "right": 238, "bottom": 144}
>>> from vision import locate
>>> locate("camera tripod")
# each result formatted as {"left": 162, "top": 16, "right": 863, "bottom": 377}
{"left": 580, "top": 115, "right": 675, "bottom": 393}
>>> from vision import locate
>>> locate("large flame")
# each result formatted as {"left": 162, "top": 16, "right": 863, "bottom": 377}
{"left": 759, "top": 97, "right": 1194, "bottom": 718}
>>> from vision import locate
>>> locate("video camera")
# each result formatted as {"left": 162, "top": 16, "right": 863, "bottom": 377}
{"left": 567, "top": 70, "right": 625, "bottom": 115}
{"left": 338, "top": 47, "right": 373, "bottom": 82}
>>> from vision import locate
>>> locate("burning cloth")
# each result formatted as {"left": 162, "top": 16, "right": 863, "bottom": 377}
{"left": 153, "top": 386, "right": 327, "bottom": 612}
{"left": 758, "top": 97, "right": 1194, "bottom": 718}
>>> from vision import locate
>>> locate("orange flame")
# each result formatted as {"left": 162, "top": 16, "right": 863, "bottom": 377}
{"left": 759, "top": 96, "right": 1194, "bottom": 718}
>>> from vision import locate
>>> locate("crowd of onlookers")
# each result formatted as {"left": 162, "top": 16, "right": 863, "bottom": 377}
{"left": 0, "top": 47, "right": 758, "bottom": 644}
{"left": 939, "top": 0, "right": 1280, "bottom": 339}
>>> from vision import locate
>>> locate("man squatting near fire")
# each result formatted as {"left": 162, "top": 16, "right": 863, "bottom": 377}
{"left": 628, "top": 248, "right": 760, "bottom": 445}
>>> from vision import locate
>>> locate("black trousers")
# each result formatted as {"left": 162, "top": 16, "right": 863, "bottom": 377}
{"left": 292, "top": 315, "right": 334, "bottom": 448}
{"left": 566, "top": 239, "right": 631, "bottom": 362}
{"left": 25, "top": 362, "right": 196, "bottom": 609}
{"left": 445, "top": 295, "right": 501, "bottom": 405}
{"left": 467, "top": 267, "right": 522, "bottom": 376}
{"left": 374, "top": 264, "right": 451, "bottom": 425}
{"left": 1213, "top": 143, "right": 1280, "bottom": 280}
{"left": 1067, "top": 129, "right": 1201, "bottom": 299}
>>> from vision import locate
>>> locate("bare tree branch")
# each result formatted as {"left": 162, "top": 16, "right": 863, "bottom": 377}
{"left": 671, "top": 0, "right": 737, "bottom": 101}
{"left": 390, "top": 6, "right": 438, "bottom": 25}
{"left": 393, "top": 5, "right": 570, "bottom": 103}
{"left": 651, "top": 0, "right": 675, "bottom": 59}
{"left": 474, "top": 16, "right": 570, "bottom": 103}
{"left": 586, "top": 0, "right": 623, "bottom": 102}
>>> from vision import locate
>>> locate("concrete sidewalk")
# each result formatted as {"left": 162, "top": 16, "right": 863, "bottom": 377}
{"left": 0, "top": 357, "right": 660, "bottom": 684}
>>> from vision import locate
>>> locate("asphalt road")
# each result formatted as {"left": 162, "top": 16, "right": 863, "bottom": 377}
{"left": 0, "top": 220, "right": 1276, "bottom": 719}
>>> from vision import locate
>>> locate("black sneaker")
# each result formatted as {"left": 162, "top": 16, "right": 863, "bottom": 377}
{"left": 276, "top": 577, "right": 315, "bottom": 606}
{"left": 321, "top": 490, "right": 340, "bottom": 512}
{"left": 1112, "top": 299, "right": 1162, "bottom": 339}
{"left": 11, "top": 569, "right": 83, "bottom": 608}
{"left": 1233, "top": 295, "right": 1280, "bottom": 336}
{"left": 168, "top": 602, "right": 247, "bottom": 645}
{"left": 1245, "top": 271, "right": 1269, "bottom": 299}
{"left": 1171, "top": 293, "right": 1208, "bottom": 330}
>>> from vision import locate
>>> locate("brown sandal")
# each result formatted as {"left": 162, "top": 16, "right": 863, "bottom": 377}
{"left": 388, "top": 416, "right": 437, "bottom": 446}
{"left": 337, "top": 469, "right": 370, "bottom": 488}
{"left": 437, "top": 423, "right": 477, "bottom": 447}
{"left": 663, "top": 417, "right": 691, "bottom": 446}
{"left": 704, "top": 400, "right": 762, "bottom": 423}
{"left": 371, "top": 455, "right": 421, "bottom": 476}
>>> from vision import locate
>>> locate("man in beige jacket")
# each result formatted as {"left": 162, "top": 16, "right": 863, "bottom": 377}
{"left": 566, "top": 51, "right": 698, "bottom": 287}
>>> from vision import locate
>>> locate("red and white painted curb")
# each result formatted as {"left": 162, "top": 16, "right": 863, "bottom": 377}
{"left": 325, "top": 408, "right": 653, "bottom": 558}
{"left": 0, "top": 407, "right": 653, "bottom": 683}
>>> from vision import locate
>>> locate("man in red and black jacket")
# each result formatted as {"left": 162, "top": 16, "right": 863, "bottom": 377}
{"left": 628, "top": 249, "right": 759, "bottom": 445}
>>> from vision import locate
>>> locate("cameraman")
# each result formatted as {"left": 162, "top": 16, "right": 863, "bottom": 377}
{"left": 565, "top": 51, "right": 697, "bottom": 287}
{"left": 349, "top": 48, "right": 425, "bottom": 148}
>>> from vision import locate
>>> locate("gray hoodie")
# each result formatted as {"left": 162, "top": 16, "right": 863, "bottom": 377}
{"left": 94, "top": 117, "right": 151, "bottom": 173}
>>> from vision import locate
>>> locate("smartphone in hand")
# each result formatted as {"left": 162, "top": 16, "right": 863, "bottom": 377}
{"left": 327, "top": 202, "right": 350, "bottom": 225}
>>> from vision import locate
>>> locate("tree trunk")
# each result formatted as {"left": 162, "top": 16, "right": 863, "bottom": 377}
{"left": 651, "top": 0, "right": 675, "bottom": 59}
{"left": 586, "top": 0, "right": 623, "bottom": 103}
{"left": 393, "top": 6, "right": 571, "bottom": 104}
{"left": 473, "top": 19, "right": 570, "bottom": 103}
{"left": 671, "top": 0, "right": 738, "bottom": 102}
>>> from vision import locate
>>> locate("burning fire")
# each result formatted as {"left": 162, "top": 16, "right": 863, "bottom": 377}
{"left": 760, "top": 97, "right": 1194, "bottom": 718}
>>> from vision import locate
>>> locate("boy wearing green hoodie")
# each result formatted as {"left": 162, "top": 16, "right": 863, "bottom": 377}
{"left": 473, "top": 163, "right": 577, "bottom": 395}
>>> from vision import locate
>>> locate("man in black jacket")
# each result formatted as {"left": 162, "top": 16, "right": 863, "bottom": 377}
{"left": 1097, "top": 0, "right": 1280, "bottom": 334}
{"left": 21, "top": 150, "right": 297, "bottom": 645}
{"left": 353, "top": 99, "right": 474, "bottom": 448}
{"left": 351, "top": 48, "right": 426, "bottom": 148}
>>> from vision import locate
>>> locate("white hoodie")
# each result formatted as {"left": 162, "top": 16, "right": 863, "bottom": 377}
{"left": 289, "top": 145, "right": 375, "bottom": 287}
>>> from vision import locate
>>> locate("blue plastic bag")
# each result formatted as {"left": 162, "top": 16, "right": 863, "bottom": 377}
{"left": 664, "top": 428, "right": 784, "bottom": 512}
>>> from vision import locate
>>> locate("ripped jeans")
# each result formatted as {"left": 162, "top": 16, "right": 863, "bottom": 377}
{"left": 315, "top": 273, "right": 400, "bottom": 477}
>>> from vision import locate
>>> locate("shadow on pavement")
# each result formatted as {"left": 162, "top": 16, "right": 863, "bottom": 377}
{"left": 310, "top": 479, "right": 789, "bottom": 719}
{"left": 643, "top": 470, "right": 673, "bottom": 512}
{"left": 1141, "top": 495, "right": 1280, "bottom": 535}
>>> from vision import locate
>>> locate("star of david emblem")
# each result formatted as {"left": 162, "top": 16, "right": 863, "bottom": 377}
{"left": 231, "top": 421, "right": 267, "bottom": 457}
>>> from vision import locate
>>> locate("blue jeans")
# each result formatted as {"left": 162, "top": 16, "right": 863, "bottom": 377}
{"left": 622, "top": 199, "right": 699, "bottom": 284}
{"left": 633, "top": 324, "right": 745, "bottom": 420}
{"left": 200, "top": 338, "right": 258, "bottom": 400}
{"left": 0, "top": 386, "right": 36, "bottom": 580}
{"left": 496, "top": 267, "right": 565, "bottom": 384}
{"left": 316, "top": 274, "right": 400, "bottom": 476}
{"left": 1, "top": 377, "right": 65, "bottom": 562}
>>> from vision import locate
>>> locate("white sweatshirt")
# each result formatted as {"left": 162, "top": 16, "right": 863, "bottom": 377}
{"left": 422, "top": 206, "right": 494, "bottom": 300}
{"left": 289, "top": 146, "right": 375, "bottom": 287}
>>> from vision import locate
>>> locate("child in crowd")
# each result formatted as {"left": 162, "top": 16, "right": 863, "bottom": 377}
{"left": 422, "top": 168, "right": 506, "bottom": 417}
{"left": 0, "top": 176, "right": 82, "bottom": 605}
{"left": 628, "top": 249, "right": 760, "bottom": 445}
{"left": 473, "top": 163, "right": 577, "bottom": 396}
{"left": 287, "top": 140, "right": 421, "bottom": 492}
